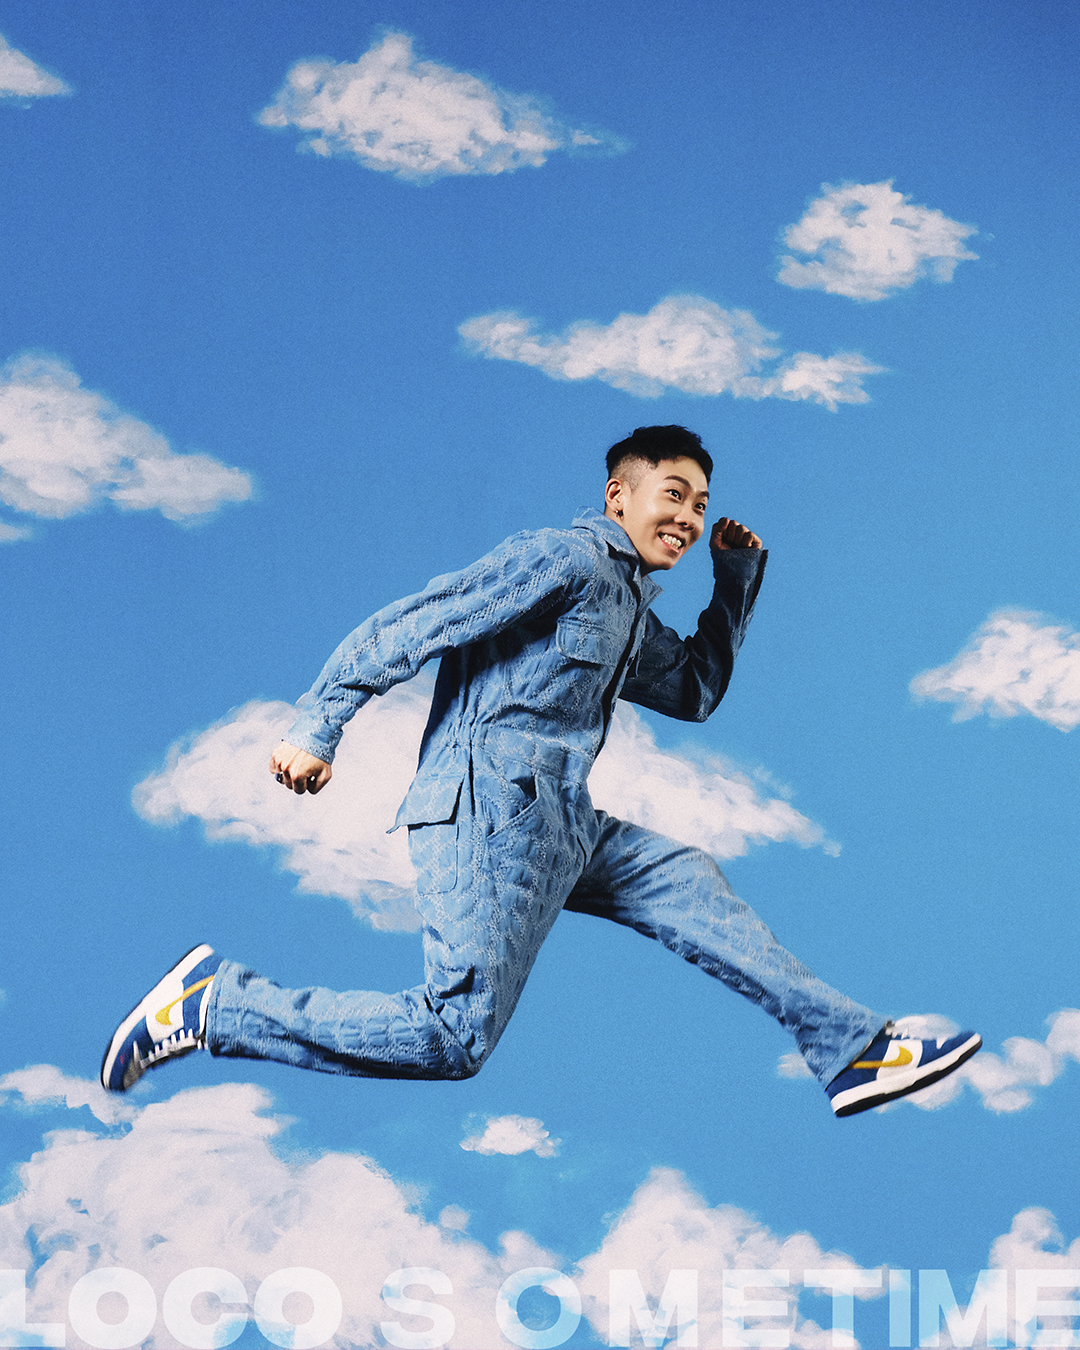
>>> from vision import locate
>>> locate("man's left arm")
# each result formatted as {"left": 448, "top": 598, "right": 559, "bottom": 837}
{"left": 620, "top": 518, "right": 767, "bottom": 722}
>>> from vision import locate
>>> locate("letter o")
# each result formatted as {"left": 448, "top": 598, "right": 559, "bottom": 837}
{"left": 163, "top": 1267, "right": 249, "bottom": 1348}
{"left": 496, "top": 1268, "right": 581, "bottom": 1350}
{"left": 68, "top": 1268, "right": 157, "bottom": 1349}
{"left": 253, "top": 1267, "right": 342, "bottom": 1349}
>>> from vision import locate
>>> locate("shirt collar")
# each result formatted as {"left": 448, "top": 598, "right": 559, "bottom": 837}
{"left": 572, "top": 507, "right": 663, "bottom": 601}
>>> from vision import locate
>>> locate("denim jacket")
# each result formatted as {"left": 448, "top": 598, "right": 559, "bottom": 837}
{"left": 285, "top": 509, "right": 766, "bottom": 825}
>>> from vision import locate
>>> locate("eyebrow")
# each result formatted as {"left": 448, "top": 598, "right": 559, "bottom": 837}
{"left": 662, "top": 475, "right": 709, "bottom": 499}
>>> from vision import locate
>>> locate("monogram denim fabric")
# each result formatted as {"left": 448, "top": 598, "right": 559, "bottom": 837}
{"left": 207, "top": 510, "right": 883, "bottom": 1086}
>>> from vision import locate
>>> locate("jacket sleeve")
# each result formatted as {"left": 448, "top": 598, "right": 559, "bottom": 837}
{"left": 284, "top": 531, "right": 580, "bottom": 763}
{"left": 619, "top": 547, "right": 767, "bottom": 722}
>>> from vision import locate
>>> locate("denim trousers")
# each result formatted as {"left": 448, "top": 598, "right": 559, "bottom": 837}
{"left": 207, "top": 748, "right": 883, "bottom": 1088}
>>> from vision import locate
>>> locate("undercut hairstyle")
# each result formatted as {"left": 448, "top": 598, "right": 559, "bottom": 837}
{"left": 605, "top": 425, "right": 713, "bottom": 486}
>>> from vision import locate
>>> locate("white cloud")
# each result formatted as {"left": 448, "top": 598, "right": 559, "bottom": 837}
{"left": 0, "top": 1065, "right": 137, "bottom": 1127}
{"left": 0, "top": 1081, "right": 890, "bottom": 1349}
{"left": 258, "top": 31, "right": 621, "bottom": 182}
{"left": 911, "top": 610, "right": 1080, "bottom": 731}
{"left": 989, "top": 1208, "right": 1080, "bottom": 1348}
{"left": 0, "top": 34, "right": 70, "bottom": 98}
{"left": 32, "top": 1081, "right": 1080, "bottom": 1350}
{"left": 132, "top": 687, "right": 429, "bottom": 932}
{"left": 761, "top": 351, "right": 883, "bottom": 409}
{"left": 459, "top": 296, "right": 883, "bottom": 409}
{"left": 0, "top": 355, "right": 253, "bottom": 534}
{"left": 9, "top": 1070, "right": 1080, "bottom": 1350}
{"left": 133, "top": 688, "right": 836, "bottom": 932}
{"left": 777, "top": 1052, "right": 815, "bottom": 1080}
{"left": 461, "top": 1115, "right": 560, "bottom": 1157}
{"left": 439, "top": 1205, "right": 470, "bottom": 1231}
{"left": 0, "top": 1077, "right": 536, "bottom": 1349}
{"left": 575, "top": 1167, "right": 878, "bottom": 1350}
{"left": 589, "top": 702, "right": 837, "bottom": 859}
{"left": 777, "top": 181, "right": 978, "bottom": 301}
{"left": 779, "top": 1009, "right": 1080, "bottom": 1114}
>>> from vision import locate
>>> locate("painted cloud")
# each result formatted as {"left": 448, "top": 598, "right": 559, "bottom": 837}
{"left": 460, "top": 296, "right": 883, "bottom": 408}
{"left": 134, "top": 683, "right": 836, "bottom": 932}
{"left": 911, "top": 611, "right": 1080, "bottom": 731}
{"left": 0, "top": 355, "right": 252, "bottom": 538}
{"left": 259, "top": 31, "right": 621, "bottom": 182}
{"left": 777, "top": 181, "right": 977, "bottom": 301}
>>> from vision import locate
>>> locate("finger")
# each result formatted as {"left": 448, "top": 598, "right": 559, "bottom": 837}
{"left": 724, "top": 521, "right": 762, "bottom": 549}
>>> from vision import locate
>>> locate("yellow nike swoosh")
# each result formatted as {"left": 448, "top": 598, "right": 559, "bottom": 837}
{"left": 155, "top": 976, "right": 215, "bottom": 1026}
{"left": 853, "top": 1046, "right": 914, "bottom": 1070}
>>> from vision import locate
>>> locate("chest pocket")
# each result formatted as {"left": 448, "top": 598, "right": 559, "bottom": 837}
{"left": 554, "top": 616, "right": 624, "bottom": 668}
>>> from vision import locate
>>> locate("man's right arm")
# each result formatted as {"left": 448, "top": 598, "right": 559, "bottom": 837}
{"left": 278, "top": 530, "right": 583, "bottom": 778}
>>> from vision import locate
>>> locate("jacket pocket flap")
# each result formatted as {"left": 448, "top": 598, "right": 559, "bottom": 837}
{"left": 555, "top": 616, "right": 622, "bottom": 666}
{"left": 392, "top": 774, "right": 463, "bottom": 830}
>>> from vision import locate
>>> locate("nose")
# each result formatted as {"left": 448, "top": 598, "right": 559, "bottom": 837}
{"left": 674, "top": 502, "right": 700, "bottom": 533}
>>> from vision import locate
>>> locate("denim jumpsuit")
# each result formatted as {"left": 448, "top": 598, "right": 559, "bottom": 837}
{"left": 207, "top": 510, "right": 882, "bottom": 1086}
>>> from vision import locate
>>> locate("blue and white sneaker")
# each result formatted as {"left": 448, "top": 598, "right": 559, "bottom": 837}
{"left": 826, "top": 1022, "right": 982, "bottom": 1117}
{"left": 101, "top": 945, "right": 221, "bottom": 1092}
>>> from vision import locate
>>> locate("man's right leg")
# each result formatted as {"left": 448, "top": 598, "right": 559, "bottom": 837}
{"left": 563, "top": 812, "right": 981, "bottom": 1113}
{"left": 563, "top": 812, "right": 886, "bottom": 1086}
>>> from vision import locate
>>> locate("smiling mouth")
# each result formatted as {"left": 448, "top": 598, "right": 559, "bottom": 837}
{"left": 659, "top": 533, "right": 686, "bottom": 552}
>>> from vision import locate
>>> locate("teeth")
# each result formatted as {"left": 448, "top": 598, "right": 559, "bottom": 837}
{"left": 660, "top": 534, "right": 684, "bottom": 549}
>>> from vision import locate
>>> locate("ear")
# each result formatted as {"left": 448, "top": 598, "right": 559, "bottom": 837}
{"left": 604, "top": 476, "right": 627, "bottom": 518}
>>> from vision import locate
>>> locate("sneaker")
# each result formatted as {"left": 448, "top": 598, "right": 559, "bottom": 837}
{"left": 101, "top": 945, "right": 221, "bottom": 1092}
{"left": 826, "top": 1022, "right": 982, "bottom": 1117}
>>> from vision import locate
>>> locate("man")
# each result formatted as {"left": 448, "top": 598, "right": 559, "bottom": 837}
{"left": 102, "top": 425, "right": 980, "bottom": 1116}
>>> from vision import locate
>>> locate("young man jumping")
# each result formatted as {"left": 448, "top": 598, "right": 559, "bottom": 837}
{"left": 103, "top": 425, "right": 980, "bottom": 1117}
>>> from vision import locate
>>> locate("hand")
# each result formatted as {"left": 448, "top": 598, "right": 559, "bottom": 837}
{"left": 270, "top": 742, "right": 333, "bottom": 794}
{"left": 711, "top": 517, "right": 763, "bottom": 550}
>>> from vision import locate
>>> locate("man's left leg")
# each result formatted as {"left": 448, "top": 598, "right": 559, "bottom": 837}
{"left": 102, "top": 762, "right": 584, "bottom": 1091}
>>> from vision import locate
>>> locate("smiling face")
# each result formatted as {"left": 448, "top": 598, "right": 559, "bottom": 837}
{"left": 604, "top": 455, "right": 709, "bottom": 571}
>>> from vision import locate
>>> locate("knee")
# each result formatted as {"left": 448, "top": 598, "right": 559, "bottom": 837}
{"left": 429, "top": 1012, "right": 492, "bottom": 1081}
{"left": 446, "top": 1056, "right": 483, "bottom": 1081}
{"left": 436, "top": 1038, "right": 490, "bottom": 1081}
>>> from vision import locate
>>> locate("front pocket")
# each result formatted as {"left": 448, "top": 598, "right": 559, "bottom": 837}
{"left": 487, "top": 784, "right": 543, "bottom": 840}
{"left": 408, "top": 820, "right": 459, "bottom": 895}
{"left": 394, "top": 774, "right": 463, "bottom": 829}
{"left": 397, "top": 775, "right": 465, "bottom": 897}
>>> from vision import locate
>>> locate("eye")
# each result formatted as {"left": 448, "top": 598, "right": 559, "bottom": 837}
{"left": 695, "top": 501, "right": 706, "bottom": 513}
{"left": 667, "top": 488, "right": 682, "bottom": 500}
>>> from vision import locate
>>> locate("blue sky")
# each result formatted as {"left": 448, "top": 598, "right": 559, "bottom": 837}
{"left": 3, "top": 1, "right": 1080, "bottom": 1345}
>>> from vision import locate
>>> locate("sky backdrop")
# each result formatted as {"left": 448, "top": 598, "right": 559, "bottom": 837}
{"left": 3, "top": 1, "right": 1080, "bottom": 1346}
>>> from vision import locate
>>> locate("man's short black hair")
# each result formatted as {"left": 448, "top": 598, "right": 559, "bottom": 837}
{"left": 605, "top": 425, "right": 713, "bottom": 484}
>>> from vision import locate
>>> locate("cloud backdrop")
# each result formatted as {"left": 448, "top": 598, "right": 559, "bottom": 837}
{"left": 911, "top": 611, "right": 1080, "bottom": 731}
{"left": 133, "top": 685, "right": 837, "bottom": 932}
{"left": 777, "top": 181, "right": 977, "bottom": 301}
{"left": 460, "top": 297, "right": 883, "bottom": 407}
{"left": 259, "top": 31, "right": 621, "bottom": 182}
{"left": 0, "top": 32, "right": 69, "bottom": 97}
{"left": 0, "top": 355, "right": 253, "bottom": 536}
